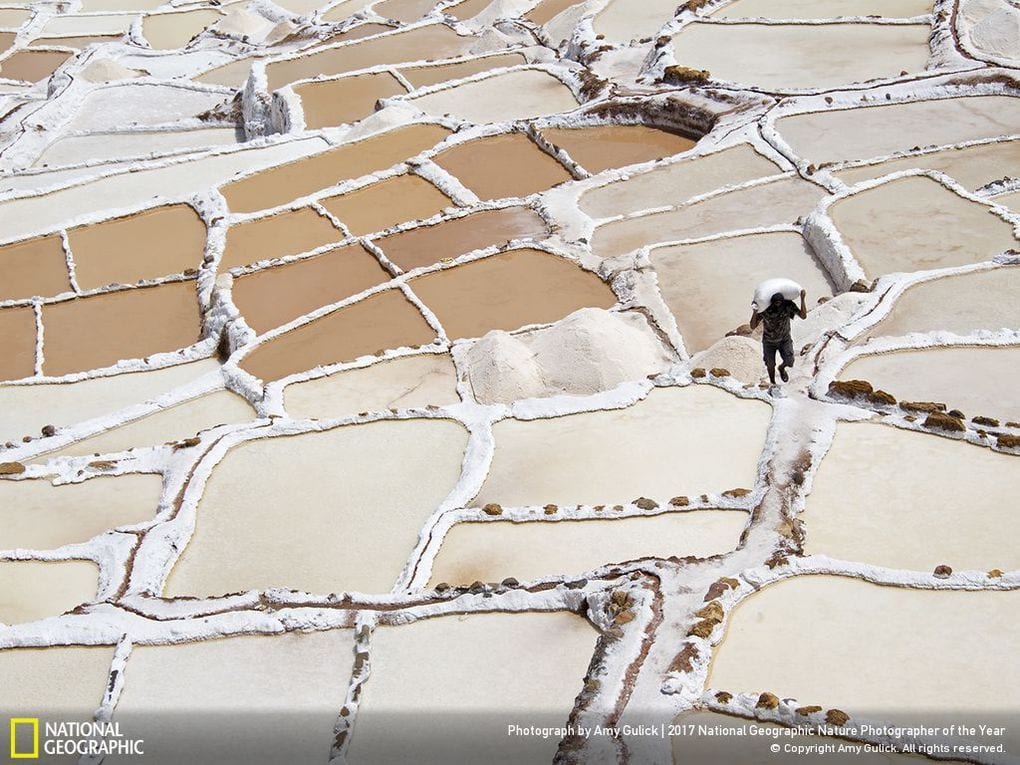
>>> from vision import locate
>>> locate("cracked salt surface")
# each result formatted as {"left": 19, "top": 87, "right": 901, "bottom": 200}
{"left": 2, "top": 0, "right": 1020, "bottom": 761}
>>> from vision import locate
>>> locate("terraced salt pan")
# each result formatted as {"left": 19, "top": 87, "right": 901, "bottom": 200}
{"left": 67, "top": 203, "right": 207, "bottom": 290}
{"left": 67, "top": 85, "right": 226, "bottom": 133}
{"left": 0, "top": 49, "right": 73, "bottom": 82}
{"left": 165, "top": 419, "right": 468, "bottom": 595}
{"left": 0, "top": 560, "right": 98, "bottom": 624}
{"left": 841, "top": 347, "right": 1020, "bottom": 424}
{"left": 712, "top": 0, "right": 932, "bottom": 17}
{"left": 284, "top": 353, "right": 459, "bottom": 418}
{"left": 409, "top": 68, "right": 578, "bottom": 123}
{"left": 399, "top": 52, "right": 526, "bottom": 88}
{"left": 320, "top": 173, "right": 450, "bottom": 238}
{"left": 42, "top": 14, "right": 136, "bottom": 34}
{"left": 541, "top": 125, "right": 696, "bottom": 175}
{"left": 111, "top": 632, "right": 355, "bottom": 765}
{"left": 0, "top": 137, "right": 331, "bottom": 242}
{"left": 0, "top": 306, "right": 37, "bottom": 381}
{"left": 709, "top": 576, "right": 1020, "bottom": 722}
{"left": 30, "top": 34, "right": 122, "bottom": 49}
{"left": 231, "top": 244, "right": 391, "bottom": 334}
{"left": 445, "top": 0, "right": 492, "bottom": 21}
{"left": 429, "top": 511, "right": 747, "bottom": 586}
{"left": 239, "top": 289, "right": 436, "bottom": 382}
{"left": 221, "top": 207, "right": 342, "bottom": 269}
{"left": 0, "top": 474, "right": 163, "bottom": 550}
{"left": 265, "top": 24, "right": 473, "bottom": 91}
{"left": 35, "top": 128, "right": 240, "bottom": 167}
{"left": 319, "top": 0, "right": 380, "bottom": 21}
{"left": 803, "top": 422, "right": 1020, "bottom": 571}
{"left": 142, "top": 9, "right": 221, "bottom": 51}
{"left": 409, "top": 247, "right": 616, "bottom": 339}
{"left": 474, "top": 385, "right": 771, "bottom": 507}
{"left": 863, "top": 266, "right": 1020, "bottom": 340}
{"left": 349, "top": 612, "right": 598, "bottom": 764}
{"left": 220, "top": 124, "right": 450, "bottom": 214}
{"left": 579, "top": 144, "right": 781, "bottom": 220}
{"left": 0, "top": 358, "right": 222, "bottom": 445}
{"left": 41, "top": 389, "right": 253, "bottom": 459}
{"left": 0, "top": 9, "right": 31, "bottom": 28}
{"left": 829, "top": 176, "right": 1016, "bottom": 278}
{"left": 671, "top": 23, "right": 931, "bottom": 91}
{"left": 372, "top": 206, "right": 547, "bottom": 271}
{"left": 593, "top": 0, "right": 683, "bottom": 43}
{"left": 672, "top": 712, "right": 962, "bottom": 764}
{"left": 775, "top": 96, "right": 1020, "bottom": 165}
{"left": 650, "top": 232, "right": 833, "bottom": 353}
{"left": 373, "top": 0, "right": 436, "bottom": 23}
{"left": 0, "top": 646, "right": 114, "bottom": 725}
{"left": 40, "top": 281, "right": 202, "bottom": 376}
{"left": 834, "top": 140, "right": 1020, "bottom": 191}
{"left": 0, "top": 233, "right": 71, "bottom": 301}
{"left": 432, "top": 132, "right": 573, "bottom": 201}
{"left": 294, "top": 72, "right": 405, "bottom": 130}
{"left": 525, "top": 0, "right": 583, "bottom": 25}
{"left": 592, "top": 176, "right": 828, "bottom": 259}
{"left": 79, "top": 0, "right": 165, "bottom": 11}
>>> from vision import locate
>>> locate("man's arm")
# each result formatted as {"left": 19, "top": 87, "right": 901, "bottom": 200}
{"left": 797, "top": 289, "right": 808, "bottom": 319}
{"left": 750, "top": 308, "right": 761, "bottom": 329}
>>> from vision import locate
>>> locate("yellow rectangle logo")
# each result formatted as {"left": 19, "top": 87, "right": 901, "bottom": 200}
{"left": 9, "top": 718, "right": 39, "bottom": 759}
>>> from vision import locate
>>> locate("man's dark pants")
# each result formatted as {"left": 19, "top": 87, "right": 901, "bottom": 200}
{"left": 763, "top": 338, "right": 794, "bottom": 370}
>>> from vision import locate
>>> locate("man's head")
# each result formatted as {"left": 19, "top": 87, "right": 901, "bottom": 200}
{"left": 769, "top": 292, "right": 786, "bottom": 307}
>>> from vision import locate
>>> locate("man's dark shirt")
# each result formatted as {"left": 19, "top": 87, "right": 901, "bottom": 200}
{"left": 760, "top": 301, "right": 798, "bottom": 344}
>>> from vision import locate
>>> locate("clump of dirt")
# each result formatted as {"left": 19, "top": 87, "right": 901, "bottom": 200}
{"left": 790, "top": 449, "right": 813, "bottom": 487}
{"left": 634, "top": 497, "right": 659, "bottom": 510}
{"left": 0, "top": 462, "right": 26, "bottom": 475}
{"left": 988, "top": 569, "right": 1004, "bottom": 578}
{"left": 704, "top": 576, "right": 739, "bottom": 601}
{"left": 696, "top": 601, "right": 724, "bottom": 621}
{"left": 709, "top": 368, "right": 730, "bottom": 378}
{"left": 662, "top": 65, "right": 711, "bottom": 86}
{"left": 670, "top": 642, "right": 700, "bottom": 673}
{"left": 826, "top": 709, "right": 850, "bottom": 726}
{"left": 828, "top": 379, "right": 896, "bottom": 407}
{"left": 796, "top": 705, "right": 822, "bottom": 716}
{"left": 973, "top": 416, "right": 999, "bottom": 427}
{"left": 900, "top": 400, "right": 947, "bottom": 413}
{"left": 934, "top": 564, "right": 953, "bottom": 578}
{"left": 765, "top": 553, "right": 789, "bottom": 569}
{"left": 690, "top": 367, "right": 707, "bottom": 379}
{"left": 88, "top": 460, "right": 116, "bottom": 470}
{"left": 173, "top": 437, "right": 201, "bottom": 450}
{"left": 722, "top": 487, "right": 750, "bottom": 498}
{"left": 482, "top": 503, "right": 503, "bottom": 516}
{"left": 670, "top": 495, "right": 689, "bottom": 506}
{"left": 756, "top": 692, "right": 779, "bottom": 710}
{"left": 688, "top": 619, "right": 718, "bottom": 638}
{"left": 614, "top": 610, "right": 635, "bottom": 624}
{"left": 41, "top": 424, "right": 57, "bottom": 437}
{"left": 924, "top": 411, "right": 966, "bottom": 433}
{"left": 543, "top": 504, "right": 558, "bottom": 515}
{"left": 848, "top": 279, "right": 872, "bottom": 293}
{"left": 685, "top": 0, "right": 711, "bottom": 10}
{"left": 996, "top": 433, "right": 1020, "bottom": 449}
{"left": 714, "top": 690, "right": 732, "bottom": 703}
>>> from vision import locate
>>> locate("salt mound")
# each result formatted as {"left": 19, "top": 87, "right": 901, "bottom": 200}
{"left": 81, "top": 58, "right": 148, "bottom": 83}
{"left": 690, "top": 336, "right": 764, "bottom": 385}
{"left": 465, "top": 308, "right": 672, "bottom": 404}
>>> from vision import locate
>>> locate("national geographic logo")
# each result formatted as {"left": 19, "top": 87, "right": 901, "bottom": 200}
{"left": 8, "top": 718, "right": 145, "bottom": 759}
